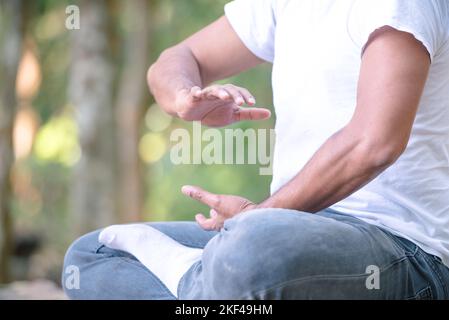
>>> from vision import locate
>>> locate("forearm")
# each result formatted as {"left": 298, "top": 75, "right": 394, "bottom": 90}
{"left": 147, "top": 45, "right": 202, "bottom": 116}
{"left": 259, "top": 125, "right": 399, "bottom": 213}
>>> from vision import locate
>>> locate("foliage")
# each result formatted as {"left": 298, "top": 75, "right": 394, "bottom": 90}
{"left": 5, "top": 0, "right": 273, "bottom": 282}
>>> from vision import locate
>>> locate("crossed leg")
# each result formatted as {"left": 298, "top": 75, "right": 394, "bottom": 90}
{"left": 63, "top": 209, "right": 445, "bottom": 299}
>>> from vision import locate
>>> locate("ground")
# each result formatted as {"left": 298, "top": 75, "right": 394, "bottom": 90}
{"left": 0, "top": 279, "right": 67, "bottom": 300}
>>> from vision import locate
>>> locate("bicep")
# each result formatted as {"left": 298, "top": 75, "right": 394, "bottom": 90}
{"left": 350, "top": 27, "right": 431, "bottom": 154}
{"left": 180, "top": 16, "right": 264, "bottom": 85}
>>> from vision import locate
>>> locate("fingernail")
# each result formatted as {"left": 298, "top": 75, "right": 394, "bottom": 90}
{"left": 195, "top": 214, "right": 205, "bottom": 221}
{"left": 181, "top": 185, "right": 194, "bottom": 195}
{"left": 248, "top": 97, "right": 255, "bottom": 104}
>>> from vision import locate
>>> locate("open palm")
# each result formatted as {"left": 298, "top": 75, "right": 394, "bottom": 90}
{"left": 176, "top": 84, "right": 271, "bottom": 127}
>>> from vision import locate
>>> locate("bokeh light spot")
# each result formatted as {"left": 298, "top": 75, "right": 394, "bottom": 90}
{"left": 145, "top": 104, "right": 172, "bottom": 132}
{"left": 33, "top": 115, "right": 81, "bottom": 166}
{"left": 139, "top": 133, "right": 167, "bottom": 163}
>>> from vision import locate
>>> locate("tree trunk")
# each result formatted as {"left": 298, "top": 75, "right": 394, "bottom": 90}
{"left": 115, "top": 0, "right": 150, "bottom": 222}
{"left": 69, "top": 0, "right": 117, "bottom": 234}
{"left": 0, "top": 0, "right": 23, "bottom": 283}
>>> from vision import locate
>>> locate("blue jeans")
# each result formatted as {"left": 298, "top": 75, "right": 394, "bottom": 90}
{"left": 62, "top": 208, "right": 449, "bottom": 299}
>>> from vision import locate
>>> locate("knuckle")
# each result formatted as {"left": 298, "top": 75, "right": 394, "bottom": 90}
{"left": 213, "top": 196, "right": 222, "bottom": 207}
{"left": 177, "top": 109, "right": 189, "bottom": 120}
{"left": 224, "top": 84, "right": 237, "bottom": 91}
{"left": 202, "top": 86, "right": 213, "bottom": 94}
{"left": 193, "top": 191, "right": 202, "bottom": 200}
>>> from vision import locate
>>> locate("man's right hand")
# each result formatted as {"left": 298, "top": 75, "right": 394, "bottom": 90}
{"left": 175, "top": 84, "right": 271, "bottom": 127}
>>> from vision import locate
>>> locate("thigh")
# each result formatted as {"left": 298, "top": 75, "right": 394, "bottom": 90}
{"left": 183, "top": 208, "right": 439, "bottom": 299}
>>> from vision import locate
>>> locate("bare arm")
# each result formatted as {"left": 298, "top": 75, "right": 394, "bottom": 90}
{"left": 147, "top": 16, "right": 270, "bottom": 127}
{"left": 183, "top": 27, "right": 431, "bottom": 230}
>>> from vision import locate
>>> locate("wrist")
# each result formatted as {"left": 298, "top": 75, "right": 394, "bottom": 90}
{"left": 240, "top": 201, "right": 259, "bottom": 213}
{"left": 254, "top": 197, "right": 279, "bottom": 210}
{"left": 175, "top": 85, "right": 202, "bottom": 119}
{"left": 174, "top": 87, "right": 191, "bottom": 118}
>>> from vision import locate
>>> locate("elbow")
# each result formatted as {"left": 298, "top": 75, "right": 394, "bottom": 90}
{"left": 352, "top": 137, "right": 407, "bottom": 172}
{"left": 146, "top": 48, "right": 171, "bottom": 96}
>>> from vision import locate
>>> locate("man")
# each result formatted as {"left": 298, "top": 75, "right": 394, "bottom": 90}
{"left": 63, "top": 0, "right": 449, "bottom": 299}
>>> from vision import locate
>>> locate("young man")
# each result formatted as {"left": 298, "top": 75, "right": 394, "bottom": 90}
{"left": 63, "top": 0, "right": 449, "bottom": 299}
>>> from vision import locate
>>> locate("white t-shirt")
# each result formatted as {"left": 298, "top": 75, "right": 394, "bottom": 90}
{"left": 225, "top": 0, "right": 449, "bottom": 266}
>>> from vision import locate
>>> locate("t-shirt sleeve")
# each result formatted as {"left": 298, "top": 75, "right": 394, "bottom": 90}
{"left": 349, "top": 0, "right": 449, "bottom": 62}
{"left": 224, "top": 0, "right": 277, "bottom": 63}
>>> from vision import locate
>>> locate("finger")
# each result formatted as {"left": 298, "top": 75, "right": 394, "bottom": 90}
{"left": 190, "top": 86, "right": 203, "bottom": 99}
{"left": 181, "top": 185, "right": 221, "bottom": 209}
{"left": 236, "top": 87, "right": 256, "bottom": 106}
{"left": 233, "top": 107, "right": 272, "bottom": 122}
{"left": 210, "top": 208, "right": 218, "bottom": 219}
{"left": 202, "top": 86, "right": 231, "bottom": 101}
{"left": 223, "top": 85, "right": 245, "bottom": 106}
{"left": 217, "top": 89, "right": 231, "bottom": 100}
{"left": 195, "top": 213, "right": 217, "bottom": 231}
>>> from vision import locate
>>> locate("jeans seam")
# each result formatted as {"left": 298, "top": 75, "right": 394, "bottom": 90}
{"left": 433, "top": 258, "right": 449, "bottom": 297}
{"left": 94, "top": 243, "right": 105, "bottom": 254}
{"left": 405, "top": 285, "right": 433, "bottom": 300}
{"left": 419, "top": 249, "right": 447, "bottom": 298}
{"left": 384, "top": 233, "right": 419, "bottom": 257}
{"left": 243, "top": 255, "right": 409, "bottom": 299}
{"left": 117, "top": 256, "right": 176, "bottom": 299}
{"left": 178, "top": 261, "right": 201, "bottom": 298}
{"left": 175, "top": 241, "right": 206, "bottom": 249}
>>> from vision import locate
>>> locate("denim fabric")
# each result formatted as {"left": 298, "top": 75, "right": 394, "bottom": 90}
{"left": 62, "top": 208, "right": 449, "bottom": 299}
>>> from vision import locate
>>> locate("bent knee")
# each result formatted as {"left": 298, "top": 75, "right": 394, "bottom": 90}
{"left": 226, "top": 207, "right": 324, "bottom": 232}
{"left": 63, "top": 230, "right": 102, "bottom": 267}
{"left": 62, "top": 230, "right": 102, "bottom": 292}
{"left": 227, "top": 208, "right": 360, "bottom": 245}
{"left": 224, "top": 208, "right": 353, "bottom": 249}
{"left": 204, "top": 209, "right": 366, "bottom": 296}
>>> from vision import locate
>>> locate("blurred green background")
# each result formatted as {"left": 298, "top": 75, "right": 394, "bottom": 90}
{"left": 0, "top": 0, "right": 273, "bottom": 292}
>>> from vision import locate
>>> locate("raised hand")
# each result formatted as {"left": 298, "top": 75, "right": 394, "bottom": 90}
{"left": 175, "top": 84, "right": 271, "bottom": 127}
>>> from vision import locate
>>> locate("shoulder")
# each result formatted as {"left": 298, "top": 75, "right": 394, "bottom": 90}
{"left": 353, "top": 0, "right": 449, "bottom": 26}
{"left": 350, "top": 0, "right": 449, "bottom": 61}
